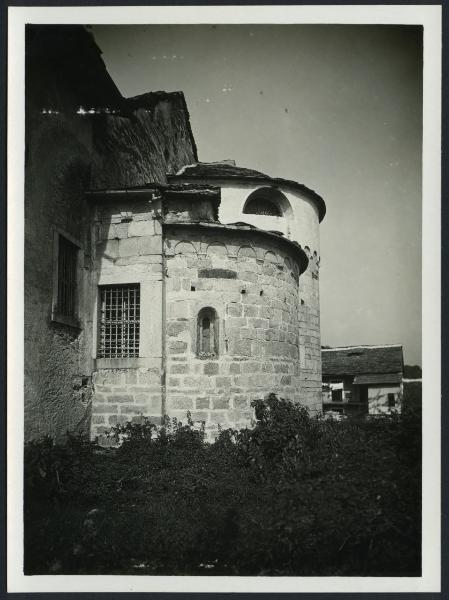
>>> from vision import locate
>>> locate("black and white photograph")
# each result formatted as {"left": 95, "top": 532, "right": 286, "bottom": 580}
{"left": 7, "top": 4, "right": 441, "bottom": 593}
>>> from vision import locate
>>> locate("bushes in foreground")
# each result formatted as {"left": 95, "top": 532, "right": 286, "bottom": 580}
{"left": 24, "top": 395, "right": 421, "bottom": 576}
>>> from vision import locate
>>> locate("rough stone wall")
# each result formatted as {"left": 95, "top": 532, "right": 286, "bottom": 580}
{"left": 164, "top": 227, "right": 304, "bottom": 438}
{"left": 90, "top": 198, "right": 164, "bottom": 441}
{"left": 298, "top": 250, "right": 322, "bottom": 412}
{"left": 25, "top": 25, "right": 197, "bottom": 441}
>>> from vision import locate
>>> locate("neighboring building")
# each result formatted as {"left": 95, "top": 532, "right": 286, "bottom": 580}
{"left": 321, "top": 345, "right": 404, "bottom": 416}
{"left": 25, "top": 25, "right": 326, "bottom": 443}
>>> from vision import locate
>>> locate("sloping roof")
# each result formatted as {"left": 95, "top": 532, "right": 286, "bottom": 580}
{"left": 169, "top": 161, "right": 326, "bottom": 222}
{"left": 322, "top": 345, "right": 403, "bottom": 377}
{"left": 176, "top": 162, "right": 269, "bottom": 179}
{"left": 353, "top": 373, "right": 402, "bottom": 385}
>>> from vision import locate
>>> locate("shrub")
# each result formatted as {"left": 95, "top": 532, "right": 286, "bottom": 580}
{"left": 24, "top": 396, "right": 421, "bottom": 576}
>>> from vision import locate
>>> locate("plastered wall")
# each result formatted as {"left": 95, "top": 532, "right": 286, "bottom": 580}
{"left": 25, "top": 110, "right": 96, "bottom": 441}
{"left": 368, "top": 385, "right": 402, "bottom": 415}
{"left": 171, "top": 181, "right": 321, "bottom": 253}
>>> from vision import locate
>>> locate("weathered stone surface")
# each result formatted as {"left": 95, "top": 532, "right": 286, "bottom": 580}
{"left": 94, "top": 404, "right": 117, "bottom": 413}
{"left": 167, "top": 321, "right": 189, "bottom": 337}
{"left": 199, "top": 268, "right": 237, "bottom": 279}
{"left": 125, "top": 371, "right": 138, "bottom": 384}
{"left": 196, "top": 397, "right": 210, "bottom": 409}
{"left": 107, "top": 395, "right": 134, "bottom": 403}
{"left": 169, "top": 397, "right": 194, "bottom": 410}
{"left": 120, "top": 404, "right": 148, "bottom": 414}
{"left": 119, "top": 237, "right": 139, "bottom": 257}
{"left": 138, "top": 236, "right": 162, "bottom": 255}
{"left": 204, "top": 363, "right": 219, "bottom": 376}
{"left": 213, "top": 397, "right": 229, "bottom": 409}
{"left": 169, "top": 363, "right": 189, "bottom": 374}
{"left": 128, "top": 220, "right": 154, "bottom": 237}
{"left": 168, "top": 341, "right": 188, "bottom": 354}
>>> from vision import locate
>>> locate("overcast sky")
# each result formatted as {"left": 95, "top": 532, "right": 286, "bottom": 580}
{"left": 91, "top": 24, "right": 422, "bottom": 365}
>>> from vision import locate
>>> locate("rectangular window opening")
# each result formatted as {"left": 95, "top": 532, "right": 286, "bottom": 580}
{"left": 388, "top": 393, "right": 395, "bottom": 408}
{"left": 98, "top": 284, "right": 140, "bottom": 359}
{"left": 331, "top": 388, "right": 342, "bottom": 403}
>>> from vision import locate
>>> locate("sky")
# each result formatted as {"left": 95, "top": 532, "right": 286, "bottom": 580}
{"left": 91, "top": 25, "right": 423, "bottom": 365}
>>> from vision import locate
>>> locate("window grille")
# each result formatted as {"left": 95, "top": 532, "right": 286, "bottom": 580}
{"left": 98, "top": 284, "right": 140, "bottom": 358}
{"left": 57, "top": 235, "right": 78, "bottom": 318}
{"left": 243, "top": 197, "right": 282, "bottom": 217}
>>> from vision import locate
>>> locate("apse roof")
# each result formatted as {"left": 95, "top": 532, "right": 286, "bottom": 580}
{"left": 175, "top": 162, "right": 269, "bottom": 179}
{"left": 169, "top": 161, "right": 326, "bottom": 222}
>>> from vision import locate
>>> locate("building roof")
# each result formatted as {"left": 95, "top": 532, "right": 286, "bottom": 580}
{"left": 168, "top": 161, "right": 326, "bottom": 222}
{"left": 322, "top": 345, "right": 404, "bottom": 378}
{"left": 175, "top": 162, "right": 269, "bottom": 179}
{"left": 353, "top": 373, "right": 402, "bottom": 385}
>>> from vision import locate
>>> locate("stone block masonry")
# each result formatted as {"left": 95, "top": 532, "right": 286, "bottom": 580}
{"left": 91, "top": 367, "right": 163, "bottom": 438}
{"left": 90, "top": 197, "right": 165, "bottom": 440}
{"left": 164, "top": 225, "right": 318, "bottom": 439}
{"left": 298, "top": 250, "right": 322, "bottom": 413}
{"left": 89, "top": 199, "right": 321, "bottom": 442}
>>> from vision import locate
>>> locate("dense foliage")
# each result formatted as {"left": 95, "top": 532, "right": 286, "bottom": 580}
{"left": 24, "top": 395, "right": 421, "bottom": 576}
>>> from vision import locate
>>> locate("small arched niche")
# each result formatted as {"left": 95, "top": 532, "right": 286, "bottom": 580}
{"left": 197, "top": 307, "right": 219, "bottom": 358}
{"left": 242, "top": 187, "right": 292, "bottom": 218}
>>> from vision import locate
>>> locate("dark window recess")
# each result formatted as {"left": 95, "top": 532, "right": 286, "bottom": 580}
{"left": 243, "top": 197, "right": 282, "bottom": 216}
{"left": 198, "top": 268, "right": 237, "bottom": 279}
{"left": 98, "top": 284, "right": 140, "bottom": 358}
{"left": 388, "top": 393, "right": 395, "bottom": 408}
{"left": 197, "top": 307, "right": 218, "bottom": 357}
{"left": 57, "top": 235, "right": 78, "bottom": 318}
{"left": 191, "top": 286, "right": 196, "bottom": 292}
{"left": 359, "top": 386, "right": 369, "bottom": 404}
{"left": 331, "top": 388, "right": 342, "bottom": 403}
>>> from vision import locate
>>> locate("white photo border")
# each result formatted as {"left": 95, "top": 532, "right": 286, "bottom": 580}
{"left": 7, "top": 4, "right": 442, "bottom": 593}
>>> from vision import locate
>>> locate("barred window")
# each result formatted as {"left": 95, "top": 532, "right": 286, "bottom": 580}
{"left": 57, "top": 235, "right": 78, "bottom": 318}
{"left": 98, "top": 284, "right": 140, "bottom": 358}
